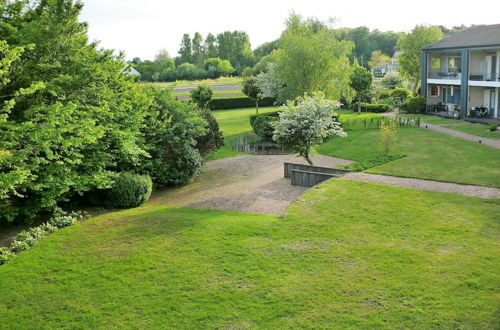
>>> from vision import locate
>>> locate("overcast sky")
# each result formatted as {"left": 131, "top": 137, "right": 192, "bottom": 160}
{"left": 79, "top": 0, "right": 500, "bottom": 61}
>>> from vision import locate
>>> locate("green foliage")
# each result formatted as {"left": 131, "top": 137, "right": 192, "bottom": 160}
{"left": 350, "top": 61, "right": 374, "bottom": 112}
{"left": 381, "top": 72, "right": 404, "bottom": 89}
{"left": 195, "top": 109, "right": 224, "bottom": 156}
{"left": 0, "top": 0, "right": 151, "bottom": 223}
{"left": 380, "top": 119, "right": 398, "bottom": 155}
{"left": 48, "top": 209, "right": 83, "bottom": 228}
{"left": 488, "top": 124, "right": 497, "bottom": 132}
{"left": 242, "top": 78, "right": 262, "bottom": 113}
{"left": 400, "top": 96, "right": 426, "bottom": 114}
{"left": 275, "top": 14, "right": 354, "bottom": 101}
{"left": 368, "top": 50, "right": 392, "bottom": 70}
{"left": 241, "top": 67, "right": 253, "bottom": 77}
{"left": 391, "top": 87, "right": 412, "bottom": 104}
{"left": 208, "top": 96, "right": 275, "bottom": 110}
{"left": 340, "top": 116, "right": 418, "bottom": 131}
{"left": 190, "top": 85, "right": 213, "bottom": 108}
{"left": 397, "top": 25, "right": 443, "bottom": 93}
{"left": 178, "top": 33, "right": 193, "bottom": 64}
{"left": 0, "top": 248, "right": 14, "bottom": 265}
{"left": 352, "top": 103, "right": 392, "bottom": 113}
{"left": 250, "top": 112, "right": 280, "bottom": 141}
{"left": 216, "top": 31, "right": 255, "bottom": 74}
{"left": 273, "top": 93, "right": 346, "bottom": 165}
{"left": 102, "top": 172, "right": 153, "bottom": 209}
{"left": 204, "top": 57, "right": 235, "bottom": 78}
{"left": 141, "top": 89, "right": 206, "bottom": 186}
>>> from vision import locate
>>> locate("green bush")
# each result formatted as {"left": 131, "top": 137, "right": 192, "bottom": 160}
{"left": 391, "top": 88, "right": 411, "bottom": 105}
{"left": 208, "top": 97, "right": 276, "bottom": 110}
{"left": 488, "top": 124, "right": 498, "bottom": 132}
{"left": 195, "top": 109, "right": 224, "bottom": 156}
{"left": 353, "top": 103, "right": 392, "bottom": 113}
{"left": 0, "top": 248, "right": 15, "bottom": 265}
{"left": 103, "top": 173, "right": 153, "bottom": 209}
{"left": 190, "top": 85, "right": 213, "bottom": 108}
{"left": 400, "top": 96, "right": 426, "bottom": 114}
{"left": 49, "top": 209, "right": 83, "bottom": 228}
{"left": 252, "top": 115, "right": 278, "bottom": 141}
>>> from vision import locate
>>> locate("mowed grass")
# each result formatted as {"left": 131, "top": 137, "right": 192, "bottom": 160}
{"left": 316, "top": 127, "right": 500, "bottom": 187}
{"left": 209, "top": 106, "right": 278, "bottom": 160}
{"left": 0, "top": 180, "right": 498, "bottom": 328}
{"left": 397, "top": 113, "right": 461, "bottom": 124}
{"left": 446, "top": 124, "right": 500, "bottom": 140}
{"left": 143, "top": 77, "right": 243, "bottom": 89}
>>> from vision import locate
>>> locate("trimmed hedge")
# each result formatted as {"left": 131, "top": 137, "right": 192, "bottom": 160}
{"left": 208, "top": 96, "right": 276, "bottom": 110}
{"left": 249, "top": 111, "right": 280, "bottom": 140}
{"left": 353, "top": 103, "right": 393, "bottom": 113}
{"left": 103, "top": 172, "right": 153, "bottom": 209}
{"left": 400, "top": 96, "right": 426, "bottom": 114}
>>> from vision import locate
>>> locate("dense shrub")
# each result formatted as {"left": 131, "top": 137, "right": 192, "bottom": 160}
{"left": 141, "top": 89, "right": 206, "bottom": 186}
{"left": 488, "top": 124, "right": 497, "bottom": 132}
{"left": 190, "top": 85, "right": 213, "bottom": 108}
{"left": 391, "top": 88, "right": 411, "bottom": 104}
{"left": 48, "top": 209, "right": 83, "bottom": 228}
{"left": 378, "top": 91, "right": 392, "bottom": 102}
{"left": 400, "top": 96, "right": 426, "bottom": 114}
{"left": 196, "top": 109, "right": 224, "bottom": 156}
{"left": 381, "top": 72, "right": 404, "bottom": 89}
{"left": 251, "top": 113, "right": 280, "bottom": 141}
{"left": 208, "top": 97, "right": 276, "bottom": 110}
{"left": 101, "top": 173, "right": 152, "bottom": 209}
{"left": 353, "top": 103, "right": 393, "bottom": 113}
{"left": 0, "top": 248, "right": 15, "bottom": 265}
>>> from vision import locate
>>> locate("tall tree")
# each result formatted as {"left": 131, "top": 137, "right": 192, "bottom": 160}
{"left": 397, "top": 25, "right": 443, "bottom": 93}
{"left": 368, "top": 50, "right": 392, "bottom": 69}
{"left": 216, "top": 31, "right": 254, "bottom": 74}
{"left": 274, "top": 14, "right": 354, "bottom": 101}
{"left": 178, "top": 33, "right": 192, "bottom": 64}
{"left": 349, "top": 61, "right": 373, "bottom": 113}
{"left": 192, "top": 32, "right": 205, "bottom": 67}
{"left": 204, "top": 33, "right": 218, "bottom": 58}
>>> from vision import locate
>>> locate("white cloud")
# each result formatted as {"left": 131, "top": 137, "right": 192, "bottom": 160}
{"left": 79, "top": 0, "right": 500, "bottom": 60}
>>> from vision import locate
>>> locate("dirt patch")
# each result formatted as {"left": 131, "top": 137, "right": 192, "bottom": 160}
{"left": 149, "top": 154, "right": 353, "bottom": 216}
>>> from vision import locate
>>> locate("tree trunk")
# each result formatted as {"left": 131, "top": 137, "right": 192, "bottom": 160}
{"left": 413, "top": 79, "right": 419, "bottom": 95}
{"left": 255, "top": 100, "right": 259, "bottom": 115}
{"left": 304, "top": 150, "right": 313, "bottom": 165}
{"left": 357, "top": 95, "right": 361, "bottom": 113}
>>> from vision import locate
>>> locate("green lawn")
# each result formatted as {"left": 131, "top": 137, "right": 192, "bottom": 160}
{"left": 0, "top": 180, "right": 497, "bottom": 328}
{"left": 209, "top": 106, "right": 278, "bottom": 160}
{"left": 316, "top": 128, "right": 500, "bottom": 187}
{"left": 446, "top": 124, "right": 500, "bottom": 140}
{"left": 398, "top": 114, "right": 461, "bottom": 124}
{"left": 172, "top": 90, "right": 244, "bottom": 98}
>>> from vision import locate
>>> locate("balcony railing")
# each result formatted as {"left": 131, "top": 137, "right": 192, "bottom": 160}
{"left": 428, "top": 71, "right": 461, "bottom": 80}
{"left": 469, "top": 72, "right": 500, "bottom": 82}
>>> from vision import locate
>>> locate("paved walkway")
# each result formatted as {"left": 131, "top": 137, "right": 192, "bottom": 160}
{"left": 343, "top": 172, "right": 500, "bottom": 199}
{"left": 148, "top": 154, "right": 353, "bottom": 216}
{"left": 382, "top": 112, "right": 500, "bottom": 149}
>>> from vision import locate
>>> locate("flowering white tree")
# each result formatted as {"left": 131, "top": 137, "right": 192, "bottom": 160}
{"left": 255, "top": 63, "right": 284, "bottom": 102}
{"left": 272, "top": 92, "right": 347, "bottom": 165}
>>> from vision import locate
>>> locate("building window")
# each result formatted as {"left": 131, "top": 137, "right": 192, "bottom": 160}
{"left": 447, "top": 56, "right": 461, "bottom": 73}
{"left": 430, "top": 85, "right": 440, "bottom": 97}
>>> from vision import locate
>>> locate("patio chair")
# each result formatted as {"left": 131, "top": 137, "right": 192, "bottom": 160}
{"left": 478, "top": 107, "right": 489, "bottom": 118}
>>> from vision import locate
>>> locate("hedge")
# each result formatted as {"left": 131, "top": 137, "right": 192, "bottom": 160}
{"left": 249, "top": 111, "right": 280, "bottom": 141}
{"left": 352, "top": 103, "right": 393, "bottom": 113}
{"left": 208, "top": 96, "right": 276, "bottom": 110}
{"left": 399, "top": 96, "right": 426, "bottom": 114}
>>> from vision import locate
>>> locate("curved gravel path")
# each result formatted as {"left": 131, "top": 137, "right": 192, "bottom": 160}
{"left": 149, "top": 154, "right": 353, "bottom": 216}
{"left": 343, "top": 172, "right": 500, "bottom": 199}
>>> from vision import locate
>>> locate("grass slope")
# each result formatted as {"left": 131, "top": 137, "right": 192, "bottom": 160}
{"left": 316, "top": 128, "right": 500, "bottom": 187}
{"left": 0, "top": 180, "right": 498, "bottom": 328}
{"left": 209, "top": 106, "right": 278, "bottom": 160}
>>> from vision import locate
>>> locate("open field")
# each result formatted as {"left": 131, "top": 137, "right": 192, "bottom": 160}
{"left": 0, "top": 180, "right": 497, "bottom": 328}
{"left": 141, "top": 77, "right": 243, "bottom": 89}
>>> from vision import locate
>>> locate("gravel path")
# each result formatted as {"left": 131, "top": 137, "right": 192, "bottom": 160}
{"left": 149, "top": 154, "right": 353, "bottom": 216}
{"left": 343, "top": 172, "right": 500, "bottom": 198}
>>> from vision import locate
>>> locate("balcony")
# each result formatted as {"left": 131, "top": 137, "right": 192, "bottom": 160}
{"left": 428, "top": 70, "right": 461, "bottom": 80}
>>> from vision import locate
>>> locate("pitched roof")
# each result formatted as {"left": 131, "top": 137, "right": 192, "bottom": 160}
{"left": 423, "top": 24, "right": 500, "bottom": 50}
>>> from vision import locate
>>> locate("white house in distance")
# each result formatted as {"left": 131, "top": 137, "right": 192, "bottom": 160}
{"left": 421, "top": 24, "right": 500, "bottom": 120}
{"left": 371, "top": 50, "right": 402, "bottom": 77}
{"left": 126, "top": 67, "right": 141, "bottom": 78}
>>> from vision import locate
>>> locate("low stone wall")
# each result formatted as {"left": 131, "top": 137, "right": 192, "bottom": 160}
{"left": 290, "top": 170, "right": 335, "bottom": 187}
{"left": 284, "top": 162, "right": 351, "bottom": 179}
